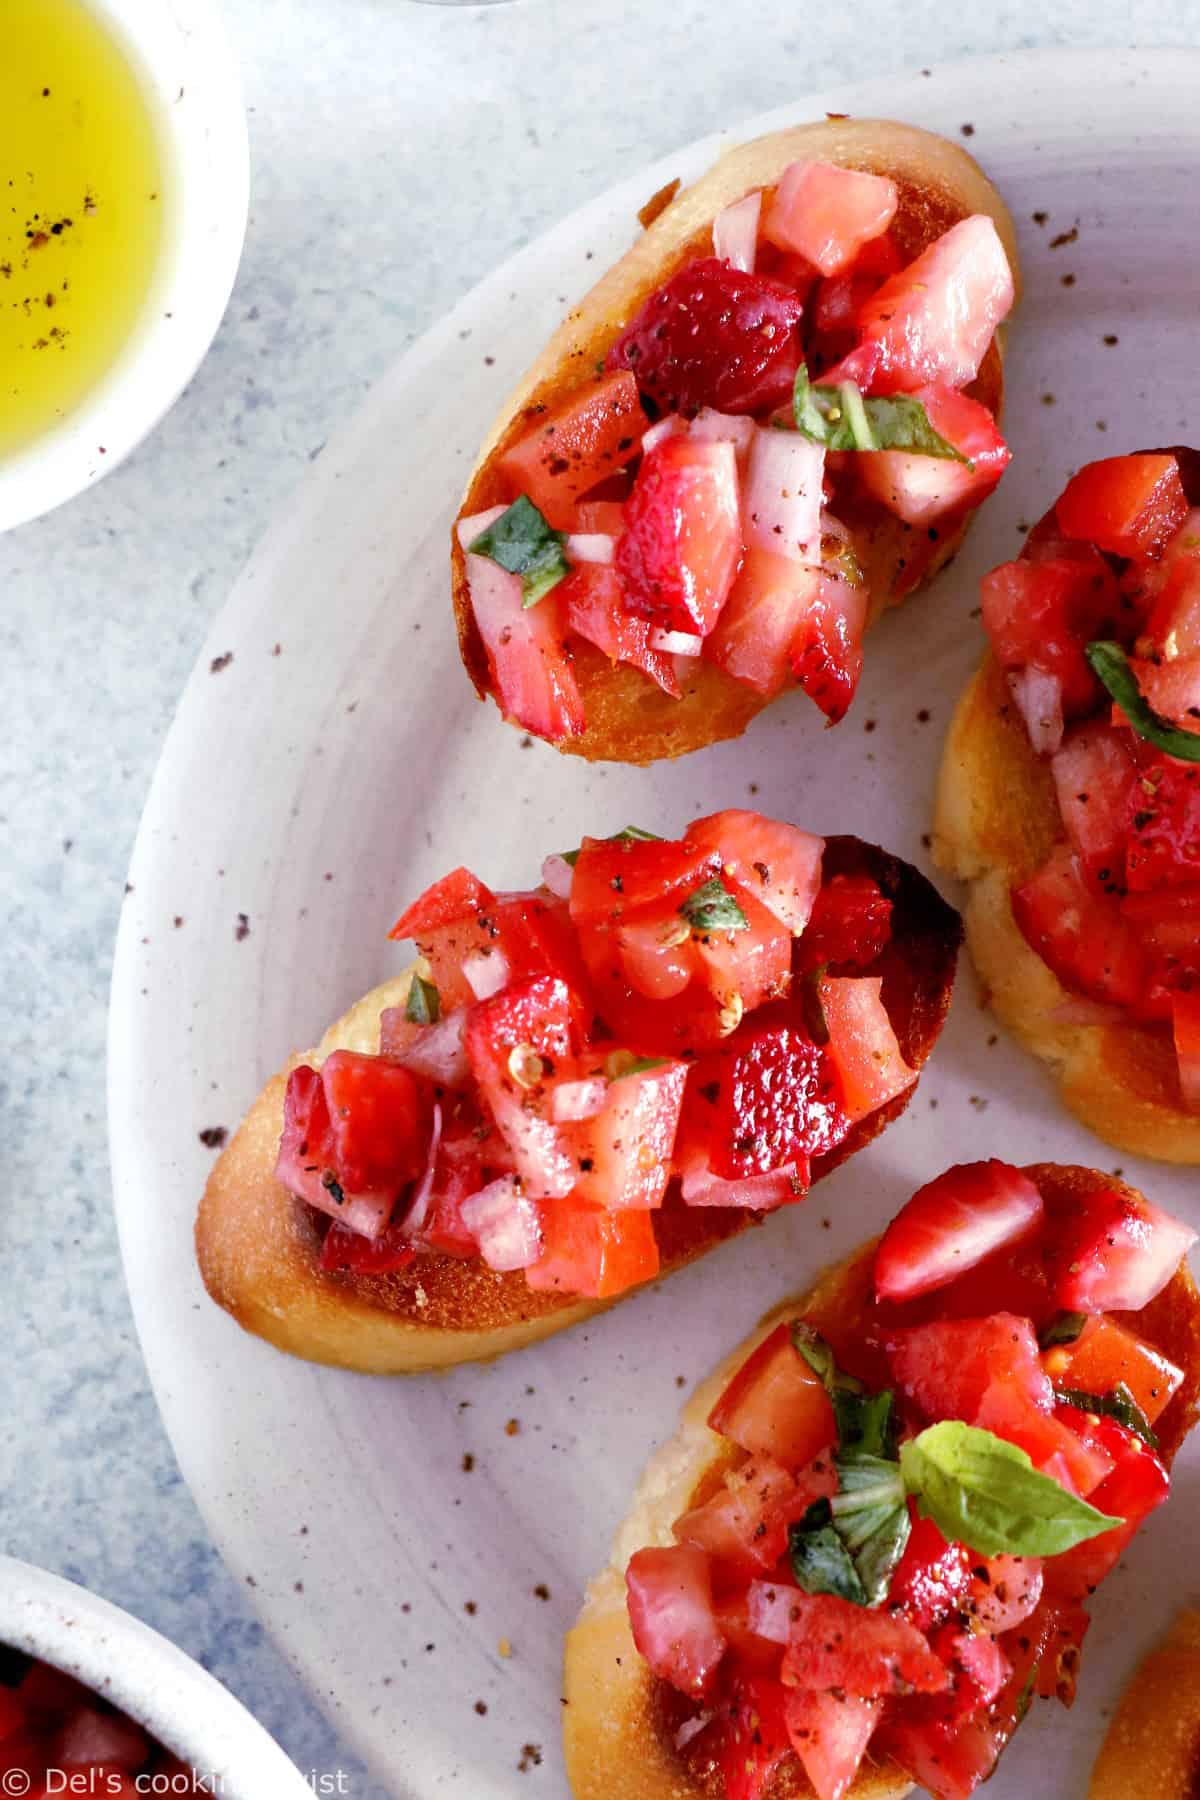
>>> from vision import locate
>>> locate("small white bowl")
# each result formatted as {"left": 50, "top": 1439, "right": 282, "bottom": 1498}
{"left": 0, "top": 0, "right": 249, "bottom": 534}
{"left": 0, "top": 1556, "right": 312, "bottom": 1799}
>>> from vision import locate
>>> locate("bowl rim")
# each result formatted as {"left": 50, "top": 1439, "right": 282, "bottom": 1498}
{"left": 0, "top": 1555, "right": 313, "bottom": 1798}
{"left": 0, "top": 0, "right": 250, "bottom": 534}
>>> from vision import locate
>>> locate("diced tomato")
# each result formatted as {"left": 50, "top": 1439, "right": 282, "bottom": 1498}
{"left": 964, "top": 1554, "right": 1044, "bottom": 1635}
{"left": 926, "top": 1625, "right": 1012, "bottom": 1724}
{"left": 679, "top": 1014, "right": 848, "bottom": 1179}
{"left": 1044, "top": 1413, "right": 1168, "bottom": 1599}
{"left": 1119, "top": 883, "right": 1200, "bottom": 975}
{"left": 567, "top": 1060, "right": 688, "bottom": 1209}
{"left": 691, "top": 888, "right": 792, "bottom": 1018}
{"left": 857, "top": 385, "right": 1010, "bottom": 527}
{"left": 1055, "top": 1314, "right": 1184, "bottom": 1424}
{"left": 571, "top": 832, "right": 721, "bottom": 927}
{"left": 1174, "top": 989, "right": 1200, "bottom": 1110}
{"left": 686, "top": 810, "right": 825, "bottom": 937}
{"left": 496, "top": 371, "right": 648, "bottom": 529}
{"left": 784, "top": 1687, "right": 881, "bottom": 1800}
{"left": 1011, "top": 845, "right": 1154, "bottom": 1016}
{"left": 704, "top": 549, "right": 822, "bottom": 696}
{"left": 614, "top": 912, "right": 698, "bottom": 1000}
{"left": 559, "top": 561, "right": 681, "bottom": 696}
{"left": 465, "top": 975, "right": 578, "bottom": 1198}
{"left": 795, "top": 874, "right": 892, "bottom": 971}
{"left": 674, "top": 1456, "right": 820, "bottom": 1574}
{"left": 389, "top": 867, "right": 496, "bottom": 940}
{"left": 780, "top": 1593, "right": 950, "bottom": 1696}
{"left": 1129, "top": 652, "right": 1200, "bottom": 732}
{"left": 1029, "top": 1600, "right": 1090, "bottom": 1704}
{"left": 874, "top": 1160, "right": 1044, "bottom": 1304}
{"left": 15, "top": 1665, "right": 93, "bottom": 1728}
{"left": 1055, "top": 453, "right": 1189, "bottom": 560}
{"left": 761, "top": 159, "right": 898, "bottom": 277}
{"left": 276, "top": 1056, "right": 430, "bottom": 1239}
{"left": 887, "top": 1511, "right": 973, "bottom": 1631}
{"left": 1050, "top": 722, "right": 1137, "bottom": 886}
{"left": 887, "top": 1313, "right": 1053, "bottom": 1424}
{"left": 840, "top": 215, "right": 1014, "bottom": 394}
{"left": 625, "top": 1546, "right": 726, "bottom": 1697}
{"left": 616, "top": 436, "right": 743, "bottom": 635}
{"left": 1043, "top": 1183, "right": 1196, "bottom": 1313}
{"left": 817, "top": 975, "right": 915, "bottom": 1122}
{"left": 788, "top": 568, "right": 868, "bottom": 723}
{"left": 488, "top": 893, "right": 594, "bottom": 1031}
{"left": 524, "top": 1197, "right": 659, "bottom": 1297}
{"left": 606, "top": 258, "right": 806, "bottom": 416}
{"left": 1144, "top": 518, "right": 1200, "bottom": 650}
{"left": 319, "top": 1218, "right": 417, "bottom": 1274}
{"left": 701, "top": 1674, "right": 792, "bottom": 1800}
{"left": 1123, "top": 748, "right": 1200, "bottom": 894}
{"left": 463, "top": 549, "right": 585, "bottom": 742}
{"left": 708, "top": 1322, "right": 837, "bottom": 1471}
{"left": 980, "top": 551, "right": 1125, "bottom": 717}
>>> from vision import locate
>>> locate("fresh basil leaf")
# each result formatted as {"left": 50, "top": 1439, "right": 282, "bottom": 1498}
{"left": 793, "top": 364, "right": 970, "bottom": 463}
{"left": 1086, "top": 640, "right": 1200, "bottom": 763}
{"left": 829, "top": 1450, "right": 911, "bottom": 1606}
{"left": 679, "top": 877, "right": 749, "bottom": 935}
{"left": 1038, "top": 1311, "right": 1088, "bottom": 1349}
{"left": 790, "top": 1324, "right": 865, "bottom": 1397}
{"left": 789, "top": 1517, "right": 868, "bottom": 1605}
{"left": 557, "top": 847, "right": 581, "bottom": 868}
{"left": 404, "top": 974, "right": 440, "bottom": 1026}
{"left": 835, "top": 1388, "right": 896, "bottom": 1460}
{"left": 900, "top": 1420, "right": 1123, "bottom": 1558}
{"left": 615, "top": 825, "right": 663, "bottom": 844}
{"left": 800, "top": 965, "right": 831, "bottom": 1047}
{"left": 468, "top": 494, "right": 570, "bottom": 607}
{"left": 1053, "top": 1381, "right": 1159, "bottom": 1450}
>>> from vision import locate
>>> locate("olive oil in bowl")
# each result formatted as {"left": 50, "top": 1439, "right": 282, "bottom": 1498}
{"left": 1, "top": 0, "right": 168, "bottom": 460}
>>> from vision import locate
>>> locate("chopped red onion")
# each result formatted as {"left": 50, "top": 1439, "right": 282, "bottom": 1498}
{"left": 540, "top": 854, "right": 575, "bottom": 900}
{"left": 403, "top": 1102, "right": 443, "bottom": 1235}
{"left": 462, "top": 947, "right": 511, "bottom": 1001}
{"left": 565, "top": 532, "right": 616, "bottom": 565}
{"left": 1008, "top": 667, "right": 1064, "bottom": 756}
{"left": 550, "top": 1077, "right": 609, "bottom": 1123}
{"left": 460, "top": 1177, "right": 544, "bottom": 1272}
{"left": 712, "top": 190, "right": 762, "bottom": 272}
{"left": 743, "top": 429, "right": 825, "bottom": 562}
{"left": 649, "top": 627, "right": 704, "bottom": 657}
{"left": 394, "top": 1009, "right": 470, "bottom": 1087}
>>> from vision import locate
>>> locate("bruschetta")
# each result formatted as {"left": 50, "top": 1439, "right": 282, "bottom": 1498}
{"left": 565, "top": 1160, "right": 1200, "bottom": 1800}
{"left": 452, "top": 118, "right": 1020, "bottom": 763}
{"left": 196, "top": 808, "right": 959, "bottom": 1372}
{"left": 934, "top": 448, "right": 1200, "bottom": 1161}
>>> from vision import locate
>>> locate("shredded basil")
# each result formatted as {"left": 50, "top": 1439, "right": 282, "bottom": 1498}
{"left": 557, "top": 825, "right": 661, "bottom": 870}
{"left": 468, "top": 494, "right": 571, "bottom": 607}
{"left": 1038, "top": 1311, "right": 1089, "bottom": 1349}
{"left": 1086, "top": 640, "right": 1200, "bottom": 763}
{"left": 404, "top": 974, "right": 441, "bottom": 1026}
{"left": 829, "top": 1451, "right": 912, "bottom": 1606}
{"left": 800, "top": 966, "right": 831, "bottom": 1047}
{"left": 679, "top": 877, "right": 749, "bottom": 935}
{"left": 1053, "top": 1381, "right": 1159, "bottom": 1449}
{"left": 789, "top": 1506, "right": 869, "bottom": 1605}
{"left": 793, "top": 364, "right": 970, "bottom": 463}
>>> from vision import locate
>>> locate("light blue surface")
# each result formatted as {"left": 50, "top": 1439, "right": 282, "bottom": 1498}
{"left": 2, "top": 3, "right": 1196, "bottom": 1795}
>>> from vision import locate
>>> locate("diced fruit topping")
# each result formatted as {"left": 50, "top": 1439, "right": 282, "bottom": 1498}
{"left": 462, "top": 528, "right": 585, "bottom": 742}
{"left": 763, "top": 160, "right": 898, "bottom": 277}
{"left": 496, "top": 371, "right": 648, "bottom": 529}
{"left": 780, "top": 1594, "right": 950, "bottom": 1696}
{"left": 1044, "top": 1185, "right": 1197, "bottom": 1313}
{"left": 816, "top": 975, "right": 915, "bottom": 1121}
{"left": 874, "top": 1161, "right": 1045, "bottom": 1304}
{"left": 626, "top": 1546, "right": 727, "bottom": 1696}
{"left": 524, "top": 1197, "right": 660, "bottom": 1297}
{"left": 708, "top": 1323, "right": 837, "bottom": 1470}
{"left": 1055, "top": 453, "right": 1188, "bottom": 560}
{"left": 616, "top": 436, "right": 742, "bottom": 634}
{"left": 783, "top": 1687, "right": 881, "bottom": 1800}
{"left": 606, "top": 258, "right": 805, "bottom": 416}
{"left": 857, "top": 384, "right": 1011, "bottom": 526}
{"left": 559, "top": 562, "right": 680, "bottom": 695}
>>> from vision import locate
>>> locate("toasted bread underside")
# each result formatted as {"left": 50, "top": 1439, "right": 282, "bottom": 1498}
{"left": 195, "top": 839, "right": 960, "bottom": 1373}
{"left": 1088, "top": 1610, "right": 1200, "bottom": 1799}
{"left": 563, "top": 1164, "right": 1200, "bottom": 1800}
{"left": 933, "top": 654, "right": 1200, "bottom": 1162}
{"left": 451, "top": 118, "right": 1021, "bottom": 764}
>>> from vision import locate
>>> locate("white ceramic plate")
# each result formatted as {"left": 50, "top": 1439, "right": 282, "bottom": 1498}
{"left": 109, "top": 49, "right": 1200, "bottom": 1800}
{"left": 0, "top": 1556, "right": 311, "bottom": 1799}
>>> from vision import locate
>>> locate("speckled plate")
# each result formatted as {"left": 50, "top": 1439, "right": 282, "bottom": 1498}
{"left": 109, "top": 49, "right": 1200, "bottom": 1800}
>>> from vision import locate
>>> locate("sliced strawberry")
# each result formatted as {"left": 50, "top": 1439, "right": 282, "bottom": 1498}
{"left": 1043, "top": 1183, "right": 1196, "bottom": 1313}
{"left": 625, "top": 1545, "right": 726, "bottom": 1697}
{"left": 701, "top": 1674, "right": 792, "bottom": 1800}
{"left": 686, "top": 810, "right": 825, "bottom": 936}
{"left": 559, "top": 561, "right": 681, "bottom": 696}
{"left": 788, "top": 569, "right": 868, "bottom": 723}
{"left": 389, "top": 866, "right": 496, "bottom": 940}
{"left": 874, "top": 1160, "right": 1044, "bottom": 1305}
{"left": 616, "top": 436, "right": 742, "bottom": 635}
{"left": 319, "top": 1219, "right": 418, "bottom": 1275}
{"left": 1055, "top": 453, "right": 1189, "bottom": 559}
{"left": 784, "top": 1687, "right": 881, "bottom": 1800}
{"left": 465, "top": 974, "right": 578, "bottom": 1198}
{"left": 762, "top": 160, "right": 898, "bottom": 276}
{"left": 463, "top": 548, "right": 585, "bottom": 742}
{"left": 606, "top": 257, "right": 805, "bottom": 416}
{"left": 887, "top": 1312, "right": 1053, "bottom": 1424}
{"left": 679, "top": 1014, "right": 848, "bottom": 1180}
{"left": 495, "top": 370, "right": 647, "bottom": 529}
{"left": 980, "top": 550, "right": 1125, "bottom": 717}
{"left": 817, "top": 975, "right": 915, "bottom": 1122}
{"left": 1012, "top": 845, "right": 1155, "bottom": 1016}
{"left": 887, "top": 1511, "right": 973, "bottom": 1632}
{"left": 1044, "top": 1413, "right": 1168, "bottom": 1600}
{"left": 704, "top": 549, "right": 822, "bottom": 696}
{"left": 1050, "top": 722, "right": 1137, "bottom": 887}
{"left": 857, "top": 385, "right": 1010, "bottom": 527}
{"left": 1123, "top": 747, "right": 1200, "bottom": 893}
{"left": 795, "top": 873, "right": 892, "bottom": 971}
{"left": 780, "top": 1594, "right": 950, "bottom": 1696}
{"left": 708, "top": 1321, "right": 837, "bottom": 1471}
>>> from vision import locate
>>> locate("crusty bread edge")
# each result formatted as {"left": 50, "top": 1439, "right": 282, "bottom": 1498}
{"left": 933, "top": 655, "right": 1200, "bottom": 1163}
{"left": 564, "top": 1169, "right": 1200, "bottom": 1800}
{"left": 1088, "top": 1611, "right": 1200, "bottom": 1800}
{"left": 451, "top": 118, "right": 1021, "bottom": 764}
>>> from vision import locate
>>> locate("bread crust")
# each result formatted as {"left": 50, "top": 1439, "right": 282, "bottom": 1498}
{"left": 195, "top": 838, "right": 960, "bottom": 1373}
{"left": 1088, "top": 1611, "right": 1200, "bottom": 1799}
{"left": 563, "top": 1164, "right": 1200, "bottom": 1800}
{"left": 452, "top": 118, "right": 1020, "bottom": 764}
{"left": 933, "top": 654, "right": 1200, "bottom": 1162}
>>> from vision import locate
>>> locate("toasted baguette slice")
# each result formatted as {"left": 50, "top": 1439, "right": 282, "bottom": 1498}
{"left": 452, "top": 118, "right": 1020, "bottom": 764}
{"left": 1088, "top": 1611, "right": 1200, "bottom": 1800}
{"left": 934, "top": 654, "right": 1200, "bottom": 1162}
{"left": 196, "top": 839, "right": 959, "bottom": 1374}
{"left": 564, "top": 1164, "right": 1200, "bottom": 1800}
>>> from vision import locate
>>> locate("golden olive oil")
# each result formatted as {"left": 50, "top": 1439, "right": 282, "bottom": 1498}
{"left": 0, "top": 0, "right": 167, "bottom": 458}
